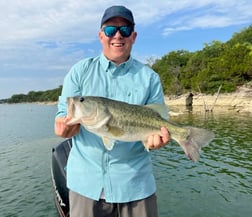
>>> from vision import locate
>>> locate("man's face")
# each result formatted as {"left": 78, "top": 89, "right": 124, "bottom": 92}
{"left": 99, "top": 17, "right": 137, "bottom": 65}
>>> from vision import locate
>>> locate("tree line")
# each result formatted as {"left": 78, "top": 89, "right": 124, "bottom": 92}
{"left": 4, "top": 24, "right": 252, "bottom": 103}
{"left": 5, "top": 86, "right": 62, "bottom": 103}
{"left": 151, "top": 25, "right": 252, "bottom": 95}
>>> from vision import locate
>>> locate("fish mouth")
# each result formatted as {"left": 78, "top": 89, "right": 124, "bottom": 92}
{"left": 67, "top": 97, "right": 75, "bottom": 118}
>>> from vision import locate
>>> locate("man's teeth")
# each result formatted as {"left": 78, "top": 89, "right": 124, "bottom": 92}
{"left": 112, "top": 43, "right": 124, "bottom": 46}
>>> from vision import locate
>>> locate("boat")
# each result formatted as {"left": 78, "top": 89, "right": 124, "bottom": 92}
{"left": 51, "top": 139, "right": 72, "bottom": 217}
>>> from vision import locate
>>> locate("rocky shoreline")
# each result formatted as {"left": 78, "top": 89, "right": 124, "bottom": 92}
{"left": 35, "top": 85, "right": 252, "bottom": 115}
{"left": 165, "top": 85, "right": 252, "bottom": 115}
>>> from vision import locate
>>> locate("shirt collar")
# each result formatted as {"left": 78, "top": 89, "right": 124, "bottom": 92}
{"left": 100, "top": 53, "right": 133, "bottom": 75}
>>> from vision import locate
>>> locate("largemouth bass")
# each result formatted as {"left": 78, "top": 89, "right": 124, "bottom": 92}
{"left": 67, "top": 96, "right": 215, "bottom": 161}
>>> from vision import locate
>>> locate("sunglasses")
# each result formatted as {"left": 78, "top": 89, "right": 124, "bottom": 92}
{"left": 102, "top": 26, "right": 134, "bottom": 38}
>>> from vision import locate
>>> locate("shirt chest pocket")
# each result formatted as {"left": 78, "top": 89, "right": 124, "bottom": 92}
{"left": 111, "top": 84, "right": 149, "bottom": 105}
{"left": 80, "top": 74, "right": 150, "bottom": 105}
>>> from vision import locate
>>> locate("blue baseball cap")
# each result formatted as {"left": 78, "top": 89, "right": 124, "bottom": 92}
{"left": 101, "top": 5, "right": 135, "bottom": 27}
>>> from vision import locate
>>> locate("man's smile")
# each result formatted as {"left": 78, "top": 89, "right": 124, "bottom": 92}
{"left": 111, "top": 43, "right": 125, "bottom": 47}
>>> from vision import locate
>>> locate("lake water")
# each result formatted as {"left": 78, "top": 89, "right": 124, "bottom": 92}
{"left": 0, "top": 104, "right": 251, "bottom": 217}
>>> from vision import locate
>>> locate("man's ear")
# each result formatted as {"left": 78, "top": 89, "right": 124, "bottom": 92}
{"left": 132, "top": 31, "right": 137, "bottom": 43}
{"left": 98, "top": 31, "right": 103, "bottom": 41}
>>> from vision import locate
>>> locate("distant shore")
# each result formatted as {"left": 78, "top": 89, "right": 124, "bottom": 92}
{"left": 165, "top": 85, "right": 252, "bottom": 115}
{"left": 31, "top": 85, "right": 252, "bottom": 115}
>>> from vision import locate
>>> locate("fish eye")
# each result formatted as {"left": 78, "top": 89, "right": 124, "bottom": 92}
{"left": 80, "top": 97, "right": 85, "bottom": 102}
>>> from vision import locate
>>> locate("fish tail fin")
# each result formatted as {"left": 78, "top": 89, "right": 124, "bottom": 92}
{"left": 178, "top": 127, "right": 215, "bottom": 162}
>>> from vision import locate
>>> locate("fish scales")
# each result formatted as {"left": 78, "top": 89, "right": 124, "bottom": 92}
{"left": 107, "top": 105, "right": 166, "bottom": 130}
{"left": 67, "top": 96, "right": 215, "bottom": 161}
{"left": 94, "top": 97, "right": 163, "bottom": 128}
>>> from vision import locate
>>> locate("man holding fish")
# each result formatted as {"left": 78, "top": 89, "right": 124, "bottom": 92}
{"left": 54, "top": 5, "right": 213, "bottom": 217}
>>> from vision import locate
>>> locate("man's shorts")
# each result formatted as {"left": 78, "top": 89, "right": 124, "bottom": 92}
{"left": 69, "top": 190, "right": 158, "bottom": 217}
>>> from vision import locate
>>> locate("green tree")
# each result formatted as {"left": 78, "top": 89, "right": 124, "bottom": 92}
{"left": 152, "top": 50, "right": 192, "bottom": 95}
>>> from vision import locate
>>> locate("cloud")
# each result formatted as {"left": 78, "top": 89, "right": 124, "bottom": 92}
{"left": 1, "top": 0, "right": 252, "bottom": 98}
{"left": 161, "top": 0, "right": 252, "bottom": 36}
{"left": 1, "top": 40, "right": 84, "bottom": 75}
{"left": 0, "top": 0, "right": 102, "bottom": 43}
{"left": 0, "top": 76, "right": 63, "bottom": 99}
{"left": 1, "top": 0, "right": 252, "bottom": 43}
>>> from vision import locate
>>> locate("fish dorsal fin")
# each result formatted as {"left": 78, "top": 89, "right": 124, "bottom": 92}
{"left": 144, "top": 104, "right": 169, "bottom": 120}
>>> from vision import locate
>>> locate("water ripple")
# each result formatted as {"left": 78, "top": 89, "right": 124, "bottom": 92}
{"left": 1, "top": 104, "right": 252, "bottom": 217}
{"left": 153, "top": 111, "right": 252, "bottom": 217}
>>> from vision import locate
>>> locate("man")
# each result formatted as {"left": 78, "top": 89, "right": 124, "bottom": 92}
{"left": 55, "top": 5, "right": 170, "bottom": 217}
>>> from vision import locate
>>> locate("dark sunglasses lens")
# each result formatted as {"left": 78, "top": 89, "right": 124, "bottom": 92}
{"left": 104, "top": 26, "right": 117, "bottom": 37}
{"left": 103, "top": 26, "right": 133, "bottom": 37}
{"left": 119, "top": 26, "right": 133, "bottom": 37}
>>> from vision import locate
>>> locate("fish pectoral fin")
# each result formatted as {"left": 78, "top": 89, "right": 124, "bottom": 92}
{"left": 101, "top": 126, "right": 124, "bottom": 151}
{"left": 84, "top": 116, "right": 111, "bottom": 130}
{"left": 108, "top": 126, "right": 125, "bottom": 137}
{"left": 102, "top": 137, "right": 115, "bottom": 150}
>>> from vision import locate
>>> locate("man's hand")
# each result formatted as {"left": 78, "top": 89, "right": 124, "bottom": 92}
{"left": 54, "top": 116, "right": 80, "bottom": 138}
{"left": 146, "top": 127, "right": 170, "bottom": 150}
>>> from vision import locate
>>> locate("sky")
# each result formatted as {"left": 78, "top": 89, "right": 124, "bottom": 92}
{"left": 1, "top": 0, "right": 252, "bottom": 99}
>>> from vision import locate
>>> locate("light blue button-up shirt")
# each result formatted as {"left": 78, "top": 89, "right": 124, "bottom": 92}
{"left": 56, "top": 53, "right": 165, "bottom": 203}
